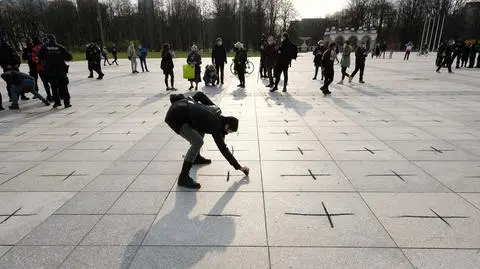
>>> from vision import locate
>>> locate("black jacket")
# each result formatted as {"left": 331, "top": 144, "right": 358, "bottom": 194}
{"left": 22, "top": 44, "right": 35, "bottom": 67}
{"left": 234, "top": 48, "right": 247, "bottom": 70}
{"left": 276, "top": 39, "right": 295, "bottom": 67}
{"left": 39, "top": 40, "right": 72, "bottom": 76}
{"left": 1, "top": 70, "right": 34, "bottom": 85}
{"left": 161, "top": 51, "right": 174, "bottom": 71}
{"left": 212, "top": 44, "right": 227, "bottom": 65}
{"left": 86, "top": 44, "right": 101, "bottom": 62}
{"left": 0, "top": 41, "right": 20, "bottom": 70}
{"left": 355, "top": 46, "right": 367, "bottom": 65}
{"left": 264, "top": 43, "right": 277, "bottom": 69}
{"left": 313, "top": 45, "right": 326, "bottom": 66}
{"left": 165, "top": 93, "right": 241, "bottom": 170}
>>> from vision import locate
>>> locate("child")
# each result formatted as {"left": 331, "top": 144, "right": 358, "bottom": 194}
{"left": 203, "top": 65, "right": 218, "bottom": 86}
{"left": 1, "top": 70, "right": 50, "bottom": 110}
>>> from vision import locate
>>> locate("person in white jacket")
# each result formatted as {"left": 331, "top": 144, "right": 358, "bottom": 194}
{"left": 127, "top": 42, "right": 138, "bottom": 73}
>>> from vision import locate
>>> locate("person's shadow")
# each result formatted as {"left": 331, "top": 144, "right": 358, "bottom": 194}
{"left": 121, "top": 176, "right": 250, "bottom": 268}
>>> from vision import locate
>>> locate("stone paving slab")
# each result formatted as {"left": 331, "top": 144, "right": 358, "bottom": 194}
{"left": 1, "top": 53, "right": 480, "bottom": 268}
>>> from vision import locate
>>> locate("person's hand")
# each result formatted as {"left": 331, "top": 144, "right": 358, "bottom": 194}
{"left": 239, "top": 166, "right": 250, "bottom": 176}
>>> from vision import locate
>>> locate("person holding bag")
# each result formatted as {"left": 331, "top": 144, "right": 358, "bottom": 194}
{"left": 187, "top": 45, "right": 202, "bottom": 91}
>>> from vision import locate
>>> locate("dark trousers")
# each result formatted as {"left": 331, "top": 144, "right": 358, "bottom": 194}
{"left": 436, "top": 56, "right": 452, "bottom": 72}
{"left": 88, "top": 61, "right": 103, "bottom": 76}
{"left": 164, "top": 70, "right": 174, "bottom": 88}
{"left": 38, "top": 71, "right": 52, "bottom": 97}
{"left": 404, "top": 51, "right": 411, "bottom": 60}
{"left": 453, "top": 52, "right": 461, "bottom": 68}
{"left": 112, "top": 55, "right": 118, "bottom": 65}
{"left": 322, "top": 68, "right": 334, "bottom": 90}
{"left": 237, "top": 67, "right": 246, "bottom": 85}
{"left": 350, "top": 63, "right": 365, "bottom": 81}
{"left": 274, "top": 64, "right": 289, "bottom": 88}
{"left": 215, "top": 63, "right": 224, "bottom": 84}
{"left": 267, "top": 66, "right": 274, "bottom": 85}
{"left": 140, "top": 58, "right": 149, "bottom": 72}
{"left": 49, "top": 75, "right": 70, "bottom": 106}
{"left": 103, "top": 57, "right": 111, "bottom": 66}
{"left": 341, "top": 67, "right": 350, "bottom": 80}
{"left": 468, "top": 56, "right": 475, "bottom": 68}
{"left": 260, "top": 56, "right": 267, "bottom": 77}
{"left": 314, "top": 65, "right": 320, "bottom": 79}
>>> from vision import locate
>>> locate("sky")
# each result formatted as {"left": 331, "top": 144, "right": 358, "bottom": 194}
{"left": 292, "top": 0, "right": 349, "bottom": 18}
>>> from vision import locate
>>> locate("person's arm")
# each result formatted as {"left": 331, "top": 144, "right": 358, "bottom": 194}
{"left": 211, "top": 47, "right": 216, "bottom": 64}
{"left": 61, "top": 46, "right": 73, "bottom": 62}
{"left": 212, "top": 133, "right": 241, "bottom": 170}
{"left": 223, "top": 47, "right": 227, "bottom": 64}
{"left": 192, "top": 92, "right": 215, "bottom": 105}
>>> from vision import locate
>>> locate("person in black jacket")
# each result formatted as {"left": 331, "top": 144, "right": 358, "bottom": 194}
{"left": 86, "top": 41, "right": 104, "bottom": 79}
{"left": 165, "top": 92, "right": 250, "bottom": 189}
{"left": 161, "top": 43, "right": 175, "bottom": 91}
{"left": 270, "top": 33, "right": 297, "bottom": 93}
{"left": 1, "top": 70, "right": 50, "bottom": 109}
{"left": 436, "top": 40, "right": 454, "bottom": 73}
{"left": 349, "top": 42, "right": 368, "bottom": 83}
{"left": 468, "top": 43, "right": 477, "bottom": 68}
{"left": 39, "top": 34, "right": 73, "bottom": 108}
{"left": 453, "top": 40, "right": 465, "bottom": 69}
{"left": 312, "top": 40, "right": 326, "bottom": 80}
{"left": 234, "top": 42, "right": 247, "bottom": 88}
{"left": 111, "top": 44, "right": 118, "bottom": 66}
{"left": 320, "top": 42, "right": 336, "bottom": 95}
{"left": 211, "top": 38, "right": 227, "bottom": 85}
{"left": 264, "top": 35, "right": 277, "bottom": 87}
{"left": 1, "top": 37, "right": 28, "bottom": 106}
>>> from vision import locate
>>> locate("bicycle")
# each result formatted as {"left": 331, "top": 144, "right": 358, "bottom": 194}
{"left": 230, "top": 59, "right": 255, "bottom": 75}
{"left": 418, "top": 48, "right": 429, "bottom": 57}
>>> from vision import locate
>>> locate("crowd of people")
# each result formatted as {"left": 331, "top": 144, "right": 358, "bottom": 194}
{"left": 435, "top": 39, "right": 480, "bottom": 73}
{"left": 0, "top": 34, "right": 72, "bottom": 110}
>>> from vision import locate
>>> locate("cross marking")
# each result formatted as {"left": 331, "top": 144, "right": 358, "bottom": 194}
{"left": 0, "top": 207, "right": 36, "bottom": 224}
{"left": 417, "top": 146, "right": 455, "bottom": 154}
{"left": 346, "top": 147, "right": 383, "bottom": 154}
{"left": 281, "top": 169, "right": 331, "bottom": 180}
{"left": 41, "top": 170, "right": 88, "bottom": 181}
{"left": 276, "top": 147, "right": 313, "bottom": 155}
{"left": 285, "top": 202, "right": 354, "bottom": 228}
{"left": 398, "top": 208, "right": 468, "bottom": 227}
{"left": 366, "top": 170, "right": 415, "bottom": 182}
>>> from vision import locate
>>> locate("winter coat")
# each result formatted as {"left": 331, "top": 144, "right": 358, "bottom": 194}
{"left": 355, "top": 46, "right": 368, "bottom": 65}
{"left": 161, "top": 51, "right": 174, "bottom": 72}
{"left": 0, "top": 42, "right": 20, "bottom": 70}
{"left": 212, "top": 44, "right": 227, "bottom": 65}
{"left": 321, "top": 48, "right": 335, "bottom": 70}
{"left": 313, "top": 45, "right": 326, "bottom": 66}
{"left": 276, "top": 38, "right": 296, "bottom": 67}
{"left": 39, "top": 40, "right": 72, "bottom": 76}
{"left": 86, "top": 44, "right": 101, "bottom": 62}
{"left": 187, "top": 51, "right": 202, "bottom": 82}
{"left": 127, "top": 44, "right": 137, "bottom": 60}
{"left": 264, "top": 43, "right": 277, "bottom": 69}
{"left": 165, "top": 93, "right": 241, "bottom": 170}
{"left": 340, "top": 45, "right": 353, "bottom": 68}
{"left": 138, "top": 48, "right": 148, "bottom": 59}
{"left": 32, "top": 44, "right": 45, "bottom": 73}
{"left": 234, "top": 48, "right": 247, "bottom": 71}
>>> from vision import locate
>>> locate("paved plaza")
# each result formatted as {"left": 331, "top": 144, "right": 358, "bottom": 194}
{"left": 0, "top": 53, "right": 480, "bottom": 268}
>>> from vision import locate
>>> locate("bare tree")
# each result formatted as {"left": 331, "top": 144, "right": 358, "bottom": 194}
{"left": 264, "top": 0, "right": 280, "bottom": 34}
{"left": 278, "top": 0, "right": 298, "bottom": 33}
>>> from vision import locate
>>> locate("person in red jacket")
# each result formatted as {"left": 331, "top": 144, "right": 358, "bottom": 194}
{"left": 31, "top": 37, "right": 53, "bottom": 101}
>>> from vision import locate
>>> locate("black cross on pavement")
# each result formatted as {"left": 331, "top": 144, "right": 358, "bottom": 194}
{"left": 0, "top": 207, "right": 36, "bottom": 224}
{"left": 366, "top": 170, "right": 415, "bottom": 182}
{"left": 41, "top": 170, "right": 88, "bottom": 181}
{"left": 285, "top": 202, "right": 354, "bottom": 228}
{"left": 100, "top": 131, "right": 133, "bottom": 135}
{"left": 0, "top": 147, "right": 49, "bottom": 153}
{"left": 281, "top": 169, "right": 331, "bottom": 180}
{"left": 417, "top": 146, "right": 456, "bottom": 154}
{"left": 203, "top": 214, "right": 241, "bottom": 217}
{"left": 398, "top": 208, "right": 468, "bottom": 227}
{"left": 270, "top": 130, "right": 301, "bottom": 136}
{"left": 207, "top": 145, "right": 246, "bottom": 155}
{"left": 276, "top": 147, "right": 314, "bottom": 155}
{"left": 198, "top": 171, "right": 244, "bottom": 182}
{"left": 346, "top": 147, "right": 384, "bottom": 154}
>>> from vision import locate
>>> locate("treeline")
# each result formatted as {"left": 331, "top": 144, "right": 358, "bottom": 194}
{"left": 0, "top": 0, "right": 298, "bottom": 52}
{"left": 322, "top": 0, "right": 476, "bottom": 48}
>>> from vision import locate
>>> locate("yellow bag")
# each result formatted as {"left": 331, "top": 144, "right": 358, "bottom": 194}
{"left": 183, "top": 64, "right": 195, "bottom": 79}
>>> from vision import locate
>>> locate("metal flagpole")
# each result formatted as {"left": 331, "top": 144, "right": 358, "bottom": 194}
{"left": 97, "top": 0, "right": 105, "bottom": 46}
{"left": 428, "top": 16, "right": 436, "bottom": 51}
{"left": 436, "top": 13, "right": 446, "bottom": 50}
{"left": 419, "top": 17, "right": 428, "bottom": 53}
{"left": 432, "top": 13, "right": 441, "bottom": 52}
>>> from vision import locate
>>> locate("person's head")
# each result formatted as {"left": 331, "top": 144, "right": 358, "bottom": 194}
{"left": 163, "top": 43, "right": 170, "bottom": 52}
{"left": 345, "top": 41, "right": 350, "bottom": 47}
{"left": 234, "top": 42, "right": 243, "bottom": 50}
{"left": 281, "top": 33, "right": 289, "bottom": 42}
{"left": 267, "top": 35, "right": 274, "bottom": 45}
{"left": 91, "top": 40, "right": 97, "bottom": 45}
{"left": 130, "top": 41, "right": 134, "bottom": 46}
{"left": 47, "top": 34, "right": 56, "bottom": 43}
{"left": 32, "top": 36, "right": 41, "bottom": 46}
{"left": 138, "top": 44, "right": 143, "bottom": 49}
{"left": 329, "top": 42, "right": 336, "bottom": 49}
{"left": 216, "top": 38, "right": 222, "bottom": 46}
{"left": 360, "top": 42, "right": 366, "bottom": 48}
{"left": 318, "top": 40, "right": 325, "bottom": 46}
{"left": 191, "top": 44, "right": 198, "bottom": 52}
{"left": 222, "top": 116, "right": 239, "bottom": 134}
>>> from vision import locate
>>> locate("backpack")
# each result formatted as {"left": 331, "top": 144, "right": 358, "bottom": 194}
{"left": 291, "top": 43, "right": 298, "bottom": 60}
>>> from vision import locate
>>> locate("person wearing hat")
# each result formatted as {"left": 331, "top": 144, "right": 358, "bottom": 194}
{"left": 39, "top": 34, "right": 73, "bottom": 108}
{"left": 187, "top": 44, "right": 202, "bottom": 91}
{"left": 313, "top": 40, "right": 326, "bottom": 80}
{"left": 212, "top": 37, "right": 227, "bottom": 85}
{"left": 234, "top": 42, "right": 247, "bottom": 88}
{"left": 165, "top": 92, "right": 250, "bottom": 189}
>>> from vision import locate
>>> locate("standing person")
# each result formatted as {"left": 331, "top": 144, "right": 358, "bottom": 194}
{"left": 312, "top": 40, "right": 326, "bottom": 80}
{"left": 86, "top": 41, "right": 104, "bottom": 79}
{"left": 380, "top": 42, "right": 387, "bottom": 58}
{"left": 39, "top": 34, "right": 73, "bottom": 108}
{"left": 468, "top": 43, "right": 477, "bottom": 68}
{"left": 1, "top": 37, "right": 28, "bottom": 104}
{"left": 127, "top": 42, "right": 139, "bottom": 73}
{"left": 138, "top": 45, "right": 149, "bottom": 72}
{"left": 161, "top": 43, "right": 175, "bottom": 91}
{"left": 211, "top": 37, "right": 227, "bottom": 85}
{"left": 349, "top": 42, "right": 368, "bottom": 84}
{"left": 165, "top": 92, "right": 249, "bottom": 189}
{"left": 31, "top": 37, "right": 53, "bottom": 101}
{"left": 436, "top": 40, "right": 453, "bottom": 73}
{"left": 337, "top": 41, "right": 352, "bottom": 84}
{"left": 22, "top": 38, "right": 38, "bottom": 95}
{"left": 264, "top": 35, "right": 277, "bottom": 87}
{"left": 453, "top": 40, "right": 465, "bottom": 68}
{"left": 1, "top": 70, "right": 50, "bottom": 109}
{"left": 404, "top": 41, "right": 413, "bottom": 61}
{"left": 233, "top": 42, "right": 247, "bottom": 88}
{"left": 111, "top": 44, "right": 118, "bottom": 66}
{"left": 259, "top": 34, "right": 267, "bottom": 78}
{"left": 375, "top": 44, "right": 381, "bottom": 58}
{"left": 102, "top": 47, "right": 111, "bottom": 66}
{"left": 388, "top": 42, "right": 395, "bottom": 59}
{"left": 461, "top": 43, "right": 470, "bottom": 67}
{"left": 320, "top": 42, "right": 336, "bottom": 95}
{"left": 187, "top": 45, "right": 202, "bottom": 91}
{"left": 270, "top": 33, "right": 297, "bottom": 93}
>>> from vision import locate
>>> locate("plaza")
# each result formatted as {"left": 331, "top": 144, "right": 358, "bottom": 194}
{"left": 0, "top": 53, "right": 480, "bottom": 268}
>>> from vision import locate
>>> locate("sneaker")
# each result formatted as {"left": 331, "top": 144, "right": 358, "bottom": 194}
{"left": 194, "top": 155, "right": 212, "bottom": 165}
{"left": 188, "top": 86, "right": 194, "bottom": 91}
{"left": 282, "top": 87, "right": 287, "bottom": 92}
{"left": 449, "top": 71, "right": 454, "bottom": 73}
{"left": 88, "top": 75, "right": 93, "bottom": 78}
{"left": 44, "top": 101, "right": 50, "bottom": 106}
{"left": 64, "top": 103, "right": 72, "bottom": 108}
{"left": 270, "top": 87, "right": 278, "bottom": 92}
{"left": 312, "top": 77, "right": 317, "bottom": 80}
{"left": 359, "top": 80, "right": 365, "bottom": 84}
{"left": 266, "top": 84, "right": 273, "bottom": 88}
{"left": 53, "top": 103, "right": 62, "bottom": 108}
{"left": 97, "top": 74, "right": 104, "bottom": 80}
{"left": 325, "top": 90, "right": 332, "bottom": 95}
{"left": 178, "top": 176, "right": 201, "bottom": 189}
{"left": 337, "top": 80, "right": 343, "bottom": 85}
{"left": 8, "top": 103, "right": 19, "bottom": 110}
{"left": 436, "top": 70, "right": 440, "bottom": 73}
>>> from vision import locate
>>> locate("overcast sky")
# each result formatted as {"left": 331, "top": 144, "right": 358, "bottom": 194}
{"left": 293, "top": 0, "right": 349, "bottom": 18}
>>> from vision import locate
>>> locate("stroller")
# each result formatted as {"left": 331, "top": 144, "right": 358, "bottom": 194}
{"left": 203, "top": 65, "right": 219, "bottom": 86}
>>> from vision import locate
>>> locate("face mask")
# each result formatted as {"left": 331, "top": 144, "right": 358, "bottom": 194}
{"left": 268, "top": 40, "right": 273, "bottom": 45}
{"left": 217, "top": 42, "right": 222, "bottom": 46}
{"left": 281, "top": 38, "right": 285, "bottom": 42}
